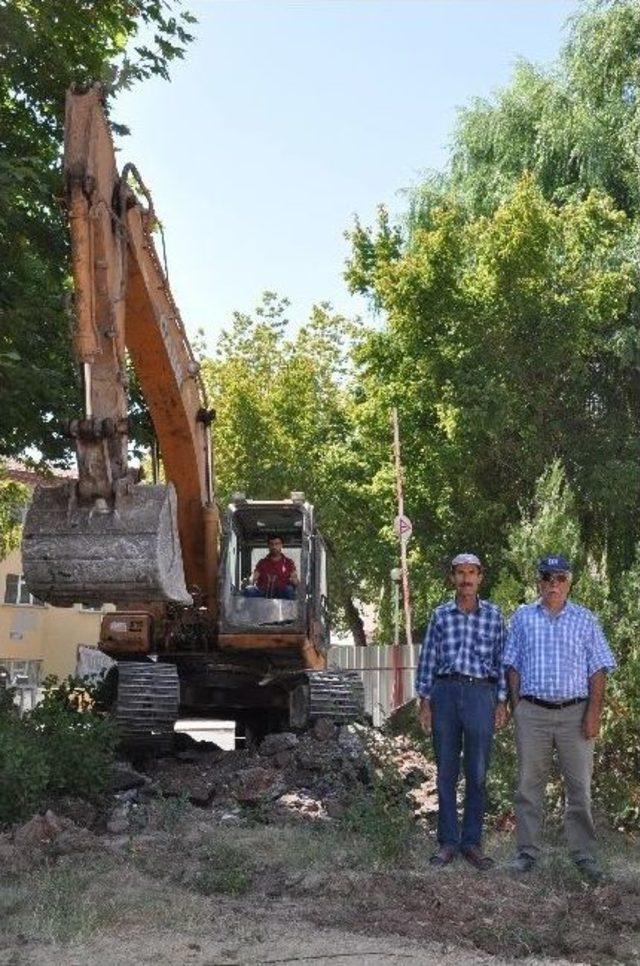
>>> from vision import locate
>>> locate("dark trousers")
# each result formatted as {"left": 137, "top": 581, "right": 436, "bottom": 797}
{"left": 431, "top": 678, "right": 496, "bottom": 849}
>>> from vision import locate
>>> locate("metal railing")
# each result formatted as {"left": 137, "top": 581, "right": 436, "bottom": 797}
{"left": 328, "top": 644, "right": 419, "bottom": 727}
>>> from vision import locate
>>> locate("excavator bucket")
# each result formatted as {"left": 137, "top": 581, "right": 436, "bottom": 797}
{"left": 22, "top": 482, "right": 192, "bottom": 607}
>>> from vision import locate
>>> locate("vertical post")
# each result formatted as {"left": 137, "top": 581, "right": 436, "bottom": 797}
{"left": 391, "top": 409, "right": 413, "bottom": 647}
{"left": 394, "top": 578, "right": 400, "bottom": 648}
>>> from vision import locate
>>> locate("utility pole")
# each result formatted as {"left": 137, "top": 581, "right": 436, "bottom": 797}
{"left": 391, "top": 408, "right": 413, "bottom": 647}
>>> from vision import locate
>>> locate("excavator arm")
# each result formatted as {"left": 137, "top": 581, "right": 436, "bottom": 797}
{"left": 23, "top": 85, "right": 218, "bottom": 611}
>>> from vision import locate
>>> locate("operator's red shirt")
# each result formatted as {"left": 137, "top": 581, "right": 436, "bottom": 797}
{"left": 255, "top": 554, "right": 295, "bottom": 594}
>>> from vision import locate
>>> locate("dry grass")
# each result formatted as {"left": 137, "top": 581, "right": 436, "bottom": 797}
{"left": 0, "top": 816, "right": 638, "bottom": 963}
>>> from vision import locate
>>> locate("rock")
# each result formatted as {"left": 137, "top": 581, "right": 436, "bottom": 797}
{"left": 295, "top": 740, "right": 338, "bottom": 773}
{"left": 13, "top": 810, "right": 64, "bottom": 851}
{"left": 106, "top": 804, "right": 131, "bottom": 834}
{"left": 274, "top": 749, "right": 295, "bottom": 768}
{"left": 274, "top": 791, "right": 328, "bottom": 821}
{"left": 402, "top": 765, "right": 429, "bottom": 788}
{"left": 231, "top": 766, "right": 285, "bottom": 803}
{"left": 311, "top": 718, "right": 337, "bottom": 742}
{"left": 109, "top": 761, "right": 148, "bottom": 792}
{"left": 259, "top": 732, "right": 299, "bottom": 757}
{"left": 220, "top": 811, "right": 242, "bottom": 826}
{"left": 115, "top": 787, "right": 141, "bottom": 803}
{"left": 174, "top": 731, "right": 224, "bottom": 755}
{"left": 11, "top": 811, "right": 101, "bottom": 863}
{"left": 51, "top": 796, "right": 98, "bottom": 829}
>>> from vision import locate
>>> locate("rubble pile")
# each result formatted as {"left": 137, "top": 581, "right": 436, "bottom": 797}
{"left": 0, "top": 808, "right": 104, "bottom": 871}
{"left": 118, "top": 719, "right": 438, "bottom": 830}
{"left": 2, "top": 721, "right": 438, "bottom": 850}
{"left": 142, "top": 719, "right": 375, "bottom": 823}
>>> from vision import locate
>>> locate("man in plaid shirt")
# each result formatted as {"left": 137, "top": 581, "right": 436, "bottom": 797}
{"left": 504, "top": 554, "right": 616, "bottom": 881}
{"left": 416, "top": 553, "right": 508, "bottom": 870}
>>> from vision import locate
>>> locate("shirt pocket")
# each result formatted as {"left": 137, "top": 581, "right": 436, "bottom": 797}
{"left": 563, "top": 631, "right": 586, "bottom": 678}
{"left": 475, "top": 633, "right": 496, "bottom": 661}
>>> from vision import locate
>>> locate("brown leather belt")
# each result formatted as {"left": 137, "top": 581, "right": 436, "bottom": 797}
{"left": 522, "top": 695, "right": 586, "bottom": 710}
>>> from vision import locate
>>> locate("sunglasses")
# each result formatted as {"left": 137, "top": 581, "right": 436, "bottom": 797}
{"left": 540, "top": 572, "right": 569, "bottom": 584}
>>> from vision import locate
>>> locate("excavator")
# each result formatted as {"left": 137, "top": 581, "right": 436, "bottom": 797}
{"left": 22, "top": 85, "right": 363, "bottom": 750}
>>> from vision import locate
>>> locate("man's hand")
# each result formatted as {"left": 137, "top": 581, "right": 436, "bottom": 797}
{"left": 418, "top": 698, "right": 432, "bottom": 735}
{"left": 494, "top": 701, "right": 509, "bottom": 731}
{"left": 582, "top": 706, "right": 601, "bottom": 740}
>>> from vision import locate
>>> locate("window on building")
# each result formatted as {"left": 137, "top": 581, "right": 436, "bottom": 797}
{"left": 3, "top": 574, "right": 45, "bottom": 607}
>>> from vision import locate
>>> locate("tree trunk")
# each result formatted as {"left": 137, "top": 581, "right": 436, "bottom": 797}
{"left": 342, "top": 592, "right": 367, "bottom": 647}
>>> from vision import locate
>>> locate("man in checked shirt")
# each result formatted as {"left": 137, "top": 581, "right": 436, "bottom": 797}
{"left": 504, "top": 555, "right": 616, "bottom": 882}
{"left": 416, "top": 553, "right": 508, "bottom": 870}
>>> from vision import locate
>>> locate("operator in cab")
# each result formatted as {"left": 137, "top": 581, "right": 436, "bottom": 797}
{"left": 244, "top": 535, "right": 299, "bottom": 600}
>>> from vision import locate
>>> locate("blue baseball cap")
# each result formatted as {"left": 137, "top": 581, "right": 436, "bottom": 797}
{"left": 538, "top": 554, "right": 572, "bottom": 574}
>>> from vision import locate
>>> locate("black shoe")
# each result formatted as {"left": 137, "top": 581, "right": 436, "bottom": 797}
{"left": 509, "top": 852, "right": 536, "bottom": 872}
{"left": 429, "top": 846, "right": 457, "bottom": 867}
{"left": 462, "top": 845, "right": 495, "bottom": 871}
{"left": 575, "top": 857, "right": 604, "bottom": 883}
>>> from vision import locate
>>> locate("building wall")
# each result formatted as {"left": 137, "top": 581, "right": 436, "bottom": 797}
{"left": 0, "top": 547, "right": 107, "bottom": 681}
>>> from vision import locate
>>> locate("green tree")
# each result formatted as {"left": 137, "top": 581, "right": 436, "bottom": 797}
{"left": 346, "top": 176, "right": 636, "bottom": 624}
{"left": 0, "top": 0, "right": 195, "bottom": 462}
{"left": 442, "top": 0, "right": 640, "bottom": 218}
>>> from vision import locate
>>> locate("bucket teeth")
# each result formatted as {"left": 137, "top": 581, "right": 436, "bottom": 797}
{"left": 22, "top": 481, "right": 192, "bottom": 607}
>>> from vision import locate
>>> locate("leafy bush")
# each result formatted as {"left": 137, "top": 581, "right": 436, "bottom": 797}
{"left": 0, "top": 676, "right": 117, "bottom": 826}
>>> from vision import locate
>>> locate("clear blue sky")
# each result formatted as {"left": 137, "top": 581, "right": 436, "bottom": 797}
{"left": 114, "top": 0, "right": 580, "bottom": 350}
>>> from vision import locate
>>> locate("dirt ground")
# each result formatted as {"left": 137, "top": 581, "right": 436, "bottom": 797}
{"left": 1, "top": 725, "right": 638, "bottom": 965}
{"left": 0, "top": 905, "right": 578, "bottom": 966}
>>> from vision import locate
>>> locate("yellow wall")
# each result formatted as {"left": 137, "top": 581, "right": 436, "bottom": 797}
{"left": 0, "top": 547, "right": 106, "bottom": 680}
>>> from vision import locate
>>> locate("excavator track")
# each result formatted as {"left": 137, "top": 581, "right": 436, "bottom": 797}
{"left": 288, "top": 669, "right": 365, "bottom": 730}
{"left": 115, "top": 661, "right": 179, "bottom": 753}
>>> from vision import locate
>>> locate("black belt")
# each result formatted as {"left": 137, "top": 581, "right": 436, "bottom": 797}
{"left": 436, "top": 673, "right": 497, "bottom": 685}
{"left": 521, "top": 695, "right": 586, "bottom": 710}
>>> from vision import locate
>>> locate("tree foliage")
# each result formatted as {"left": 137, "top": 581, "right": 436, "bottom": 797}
{"left": 443, "top": 0, "right": 640, "bottom": 217}
{"left": 0, "top": 468, "right": 29, "bottom": 560}
{"left": 0, "top": 0, "right": 195, "bottom": 461}
{"left": 347, "top": 176, "right": 636, "bottom": 625}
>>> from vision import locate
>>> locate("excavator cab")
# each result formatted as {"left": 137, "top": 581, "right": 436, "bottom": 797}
{"left": 219, "top": 494, "right": 329, "bottom": 651}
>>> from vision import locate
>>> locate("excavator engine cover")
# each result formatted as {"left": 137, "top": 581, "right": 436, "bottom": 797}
{"left": 22, "top": 481, "right": 192, "bottom": 607}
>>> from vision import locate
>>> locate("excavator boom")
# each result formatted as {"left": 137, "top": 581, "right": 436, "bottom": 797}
{"left": 22, "top": 85, "right": 217, "bottom": 610}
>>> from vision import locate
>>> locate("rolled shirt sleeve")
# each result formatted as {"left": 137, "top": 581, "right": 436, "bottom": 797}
{"left": 503, "top": 607, "right": 523, "bottom": 673}
{"left": 585, "top": 614, "right": 617, "bottom": 677}
{"left": 416, "top": 613, "right": 439, "bottom": 699}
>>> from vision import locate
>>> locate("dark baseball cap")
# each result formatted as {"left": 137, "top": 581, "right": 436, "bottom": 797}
{"left": 538, "top": 554, "right": 572, "bottom": 574}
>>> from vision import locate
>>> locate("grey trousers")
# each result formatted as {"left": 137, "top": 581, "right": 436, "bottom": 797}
{"left": 514, "top": 698, "right": 596, "bottom": 860}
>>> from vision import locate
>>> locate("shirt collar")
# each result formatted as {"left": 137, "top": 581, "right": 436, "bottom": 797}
{"left": 536, "top": 598, "right": 574, "bottom": 618}
{"left": 448, "top": 596, "right": 484, "bottom": 615}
